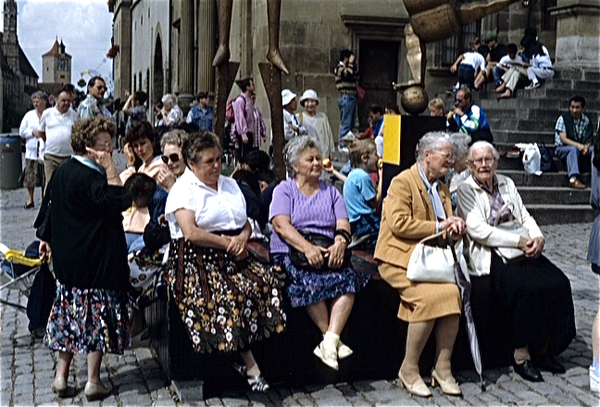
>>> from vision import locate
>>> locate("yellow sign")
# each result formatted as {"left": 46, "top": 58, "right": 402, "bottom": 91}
{"left": 382, "top": 114, "right": 401, "bottom": 166}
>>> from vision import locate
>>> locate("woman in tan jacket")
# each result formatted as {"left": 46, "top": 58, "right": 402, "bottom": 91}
{"left": 374, "top": 132, "right": 466, "bottom": 397}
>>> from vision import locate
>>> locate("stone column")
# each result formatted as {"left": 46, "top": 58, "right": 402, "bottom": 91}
{"left": 197, "top": 0, "right": 216, "bottom": 93}
{"left": 178, "top": 0, "right": 195, "bottom": 112}
{"left": 550, "top": 0, "right": 600, "bottom": 70}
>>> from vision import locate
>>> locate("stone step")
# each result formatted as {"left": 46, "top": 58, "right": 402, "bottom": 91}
{"left": 489, "top": 118, "right": 555, "bottom": 131}
{"left": 493, "top": 130, "right": 554, "bottom": 144}
{"left": 478, "top": 96, "right": 600, "bottom": 113}
{"left": 497, "top": 155, "right": 563, "bottom": 171}
{"left": 495, "top": 142, "right": 556, "bottom": 155}
{"left": 497, "top": 170, "right": 590, "bottom": 187}
{"left": 518, "top": 186, "right": 590, "bottom": 205}
{"left": 525, "top": 204, "right": 598, "bottom": 225}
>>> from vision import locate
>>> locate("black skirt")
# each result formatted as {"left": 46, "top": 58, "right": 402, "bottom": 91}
{"left": 489, "top": 251, "right": 576, "bottom": 355}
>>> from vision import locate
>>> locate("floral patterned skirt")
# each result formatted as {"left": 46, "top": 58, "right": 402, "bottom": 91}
{"left": 168, "top": 239, "right": 287, "bottom": 354}
{"left": 272, "top": 253, "right": 371, "bottom": 308}
{"left": 45, "top": 283, "right": 131, "bottom": 355}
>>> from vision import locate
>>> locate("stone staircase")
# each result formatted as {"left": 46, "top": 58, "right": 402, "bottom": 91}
{"left": 446, "top": 68, "right": 600, "bottom": 224}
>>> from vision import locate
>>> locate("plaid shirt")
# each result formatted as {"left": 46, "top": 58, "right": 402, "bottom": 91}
{"left": 555, "top": 113, "right": 590, "bottom": 146}
{"left": 473, "top": 175, "right": 509, "bottom": 225}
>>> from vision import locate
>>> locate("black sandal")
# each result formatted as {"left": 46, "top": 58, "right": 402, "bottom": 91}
{"left": 232, "top": 363, "right": 270, "bottom": 392}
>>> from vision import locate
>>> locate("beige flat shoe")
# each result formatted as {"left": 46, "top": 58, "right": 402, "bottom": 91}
{"left": 84, "top": 382, "right": 111, "bottom": 402}
{"left": 398, "top": 369, "right": 432, "bottom": 397}
{"left": 51, "top": 377, "right": 68, "bottom": 397}
{"left": 431, "top": 370, "right": 462, "bottom": 396}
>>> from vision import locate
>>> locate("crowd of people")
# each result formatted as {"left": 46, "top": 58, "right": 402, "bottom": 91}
{"left": 16, "top": 26, "right": 598, "bottom": 401}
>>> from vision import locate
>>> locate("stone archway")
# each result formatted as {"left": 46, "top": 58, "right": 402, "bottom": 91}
{"left": 152, "top": 33, "right": 164, "bottom": 106}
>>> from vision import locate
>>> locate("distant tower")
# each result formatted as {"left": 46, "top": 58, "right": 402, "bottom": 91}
{"left": 42, "top": 38, "right": 72, "bottom": 84}
{"left": 3, "top": 0, "right": 19, "bottom": 72}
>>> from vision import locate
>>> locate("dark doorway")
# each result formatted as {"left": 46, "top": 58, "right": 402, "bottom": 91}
{"left": 358, "top": 40, "right": 400, "bottom": 132}
{"left": 153, "top": 35, "right": 164, "bottom": 106}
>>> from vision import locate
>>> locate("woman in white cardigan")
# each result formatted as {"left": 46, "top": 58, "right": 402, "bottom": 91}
{"left": 456, "top": 141, "right": 575, "bottom": 383}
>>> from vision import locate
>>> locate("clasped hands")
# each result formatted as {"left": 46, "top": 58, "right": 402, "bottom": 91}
{"left": 440, "top": 216, "right": 467, "bottom": 240}
{"left": 518, "top": 235, "right": 545, "bottom": 258}
{"left": 225, "top": 234, "right": 249, "bottom": 261}
{"left": 304, "top": 237, "right": 347, "bottom": 270}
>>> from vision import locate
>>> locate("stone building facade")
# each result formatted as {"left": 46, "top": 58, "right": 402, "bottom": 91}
{"left": 110, "top": 0, "right": 600, "bottom": 143}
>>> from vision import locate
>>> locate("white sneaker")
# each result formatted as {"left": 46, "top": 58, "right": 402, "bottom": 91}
{"left": 590, "top": 366, "right": 599, "bottom": 392}
{"left": 337, "top": 341, "right": 354, "bottom": 359}
{"left": 524, "top": 81, "right": 540, "bottom": 90}
{"left": 313, "top": 340, "right": 339, "bottom": 370}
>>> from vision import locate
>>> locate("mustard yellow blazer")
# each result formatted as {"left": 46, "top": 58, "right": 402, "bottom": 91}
{"left": 374, "top": 164, "right": 453, "bottom": 270}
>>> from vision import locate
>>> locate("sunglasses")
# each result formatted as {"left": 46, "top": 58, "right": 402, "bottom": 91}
{"left": 161, "top": 153, "right": 181, "bottom": 164}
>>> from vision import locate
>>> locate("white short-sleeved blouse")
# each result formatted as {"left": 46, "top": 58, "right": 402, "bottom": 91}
{"left": 165, "top": 168, "right": 247, "bottom": 239}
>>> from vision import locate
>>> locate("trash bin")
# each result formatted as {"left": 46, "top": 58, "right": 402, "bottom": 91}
{"left": 0, "top": 134, "right": 22, "bottom": 189}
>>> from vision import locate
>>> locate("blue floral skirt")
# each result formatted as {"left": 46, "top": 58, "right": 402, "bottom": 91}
{"left": 45, "top": 283, "right": 131, "bottom": 355}
{"left": 168, "top": 239, "right": 287, "bottom": 354}
{"left": 272, "top": 253, "right": 371, "bottom": 308}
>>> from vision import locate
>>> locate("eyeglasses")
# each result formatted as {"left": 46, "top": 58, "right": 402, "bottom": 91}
{"left": 471, "top": 157, "right": 496, "bottom": 166}
{"left": 161, "top": 153, "right": 181, "bottom": 164}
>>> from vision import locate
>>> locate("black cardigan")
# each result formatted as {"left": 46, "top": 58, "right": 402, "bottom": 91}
{"left": 35, "top": 159, "right": 132, "bottom": 290}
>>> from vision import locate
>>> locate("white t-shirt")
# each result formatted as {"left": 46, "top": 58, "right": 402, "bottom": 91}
{"left": 19, "top": 110, "right": 42, "bottom": 160}
{"left": 498, "top": 54, "right": 523, "bottom": 69}
{"left": 40, "top": 107, "right": 78, "bottom": 157}
{"left": 375, "top": 134, "right": 384, "bottom": 158}
{"left": 165, "top": 168, "right": 247, "bottom": 239}
{"left": 461, "top": 52, "right": 486, "bottom": 72}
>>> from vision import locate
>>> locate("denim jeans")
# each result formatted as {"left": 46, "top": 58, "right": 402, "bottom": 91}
{"left": 338, "top": 93, "right": 357, "bottom": 148}
{"left": 492, "top": 65, "right": 505, "bottom": 86}
{"left": 350, "top": 213, "right": 381, "bottom": 250}
{"left": 555, "top": 145, "right": 590, "bottom": 178}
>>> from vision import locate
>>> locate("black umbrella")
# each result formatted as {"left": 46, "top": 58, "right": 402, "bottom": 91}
{"left": 449, "top": 237, "right": 485, "bottom": 391}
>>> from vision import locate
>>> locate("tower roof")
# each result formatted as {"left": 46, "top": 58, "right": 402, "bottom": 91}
{"left": 42, "top": 39, "right": 60, "bottom": 57}
{"left": 19, "top": 45, "right": 38, "bottom": 79}
{"left": 42, "top": 39, "right": 72, "bottom": 58}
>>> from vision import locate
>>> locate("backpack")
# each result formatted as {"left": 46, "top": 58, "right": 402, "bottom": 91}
{"left": 539, "top": 143, "right": 557, "bottom": 172}
{"left": 226, "top": 95, "right": 244, "bottom": 123}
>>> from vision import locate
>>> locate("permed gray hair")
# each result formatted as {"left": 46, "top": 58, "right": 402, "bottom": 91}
{"left": 161, "top": 93, "right": 176, "bottom": 105}
{"left": 416, "top": 132, "right": 452, "bottom": 163}
{"left": 31, "top": 91, "right": 48, "bottom": 104}
{"left": 467, "top": 141, "right": 500, "bottom": 161}
{"left": 449, "top": 133, "right": 472, "bottom": 161}
{"left": 160, "top": 129, "right": 189, "bottom": 150}
{"left": 283, "top": 135, "right": 323, "bottom": 178}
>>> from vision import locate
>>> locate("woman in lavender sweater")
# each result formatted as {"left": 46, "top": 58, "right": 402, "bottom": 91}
{"left": 270, "top": 136, "right": 370, "bottom": 371}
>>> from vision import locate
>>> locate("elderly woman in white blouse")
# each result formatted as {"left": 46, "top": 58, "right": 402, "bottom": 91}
{"left": 19, "top": 91, "right": 48, "bottom": 208}
{"left": 164, "top": 131, "right": 286, "bottom": 392}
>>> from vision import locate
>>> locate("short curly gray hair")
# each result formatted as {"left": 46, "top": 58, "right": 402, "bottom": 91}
{"left": 283, "top": 136, "right": 322, "bottom": 178}
{"left": 449, "top": 133, "right": 471, "bottom": 161}
{"left": 31, "top": 91, "right": 48, "bottom": 105}
{"left": 160, "top": 129, "right": 189, "bottom": 151}
{"left": 416, "top": 132, "right": 452, "bottom": 163}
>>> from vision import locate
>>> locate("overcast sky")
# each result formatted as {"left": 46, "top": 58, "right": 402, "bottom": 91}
{"left": 1, "top": 0, "right": 113, "bottom": 93}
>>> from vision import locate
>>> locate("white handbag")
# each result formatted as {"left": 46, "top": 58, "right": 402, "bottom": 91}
{"left": 492, "top": 203, "right": 530, "bottom": 263}
{"left": 406, "top": 231, "right": 456, "bottom": 284}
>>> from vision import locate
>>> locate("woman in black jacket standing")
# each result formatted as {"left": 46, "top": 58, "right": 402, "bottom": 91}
{"left": 35, "top": 116, "right": 132, "bottom": 402}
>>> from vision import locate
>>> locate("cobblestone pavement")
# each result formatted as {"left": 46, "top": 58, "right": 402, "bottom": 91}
{"left": 1, "top": 187, "right": 599, "bottom": 406}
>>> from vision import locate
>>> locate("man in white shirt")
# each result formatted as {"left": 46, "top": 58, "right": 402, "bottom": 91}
{"left": 450, "top": 38, "right": 488, "bottom": 90}
{"left": 39, "top": 89, "right": 79, "bottom": 187}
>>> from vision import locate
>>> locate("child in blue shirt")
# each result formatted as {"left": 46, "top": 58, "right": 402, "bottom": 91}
{"left": 343, "top": 139, "right": 382, "bottom": 248}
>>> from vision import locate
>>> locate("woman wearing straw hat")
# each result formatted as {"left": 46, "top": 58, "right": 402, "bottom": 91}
{"left": 297, "top": 89, "right": 336, "bottom": 160}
